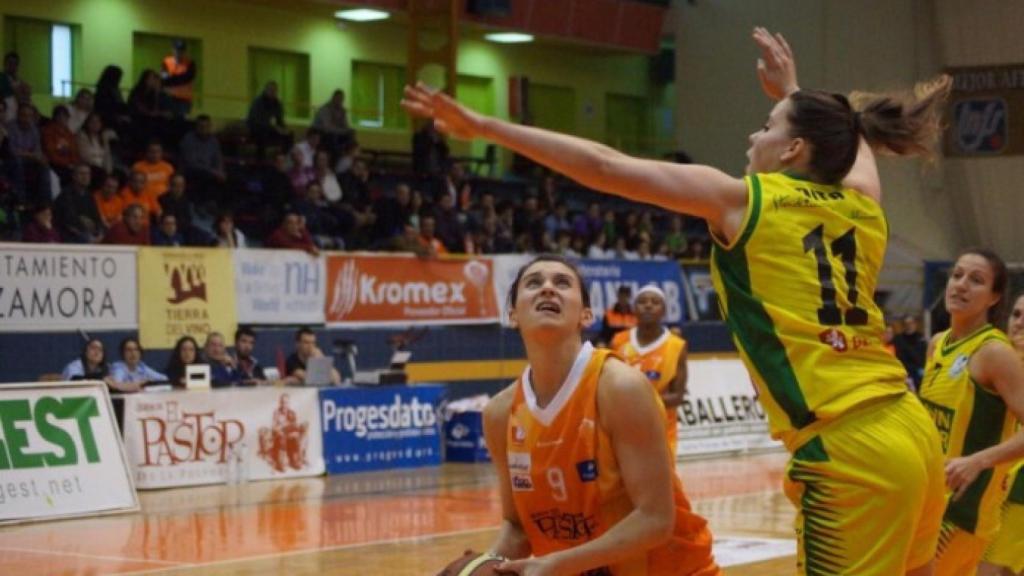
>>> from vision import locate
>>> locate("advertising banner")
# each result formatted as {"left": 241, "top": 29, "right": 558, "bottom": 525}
{"left": 681, "top": 263, "right": 722, "bottom": 322}
{"left": 325, "top": 254, "right": 498, "bottom": 327}
{"left": 320, "top": 385, "right": 444, "bottom": 474}
{"left": 0, "top": 243, "right": 137, "bottom": 332}
{"left": 945, "top": 64, "right": 1024, "bottom": 156}
{"left": 122, "top": 388, "right": 324, "bottom": 489}
{"left": 0, "top": 381, "right": 138, "bottom": 524}
{"left": 575, "top": 259, "right": 687, "bottom": 326}
{"left": 234, "top": 249, "right": 325, "bottom": 325}
{"left": 138, "top": 247, "right": 238, "bottom": 349}
{"left": 675, "top": 357, "right": 782, "bottom": 458}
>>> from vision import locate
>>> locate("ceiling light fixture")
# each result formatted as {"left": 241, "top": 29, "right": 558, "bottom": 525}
{"left": 334, "top": 9, "right": 390, "bottom": 22}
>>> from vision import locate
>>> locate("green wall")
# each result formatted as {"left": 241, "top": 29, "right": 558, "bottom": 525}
{"left": 0, "top": 0, "right": 670, "bottom": 157}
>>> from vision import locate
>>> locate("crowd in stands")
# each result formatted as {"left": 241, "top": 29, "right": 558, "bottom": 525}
{"left": 59, "top": 326, "right": 340, "bottom": 391}
{"left": 0, "top": 43, "right": 711, "bottom": 259}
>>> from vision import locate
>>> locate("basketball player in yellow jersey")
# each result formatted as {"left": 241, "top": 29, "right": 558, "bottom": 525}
{"left": 404, "top": 27, "right": 952, "bottom": 574}
{"left": 980, "top": 292, "right": 1024, "bottom": 576}
{"left": 610, "top": 284, "right": 687, "bottom": 456}
{"left": 923, "top": 274, "right": 1024, "bottom": 576}
{"left": 482, "top": 256, "right": 719, "bottom": 576}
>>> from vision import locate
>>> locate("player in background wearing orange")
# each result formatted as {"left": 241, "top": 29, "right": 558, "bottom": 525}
{"left": 610, "top": 284, "right": 687, "bottom": 457}
{"left": 482, "top": 256, "right": 719, "bottom": 576}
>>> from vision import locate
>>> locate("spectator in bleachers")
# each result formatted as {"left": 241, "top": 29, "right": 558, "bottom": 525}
{"left": 601, "top": 208, "right": 619, "bottom": 245}
{"left": 371, "top": 182, "right": 412, "bottom": 243}
{"left": 161, "top": 39, "right": 196, "bottom": 118}
{"left": 333, "top": 139, "right": 359, "bottom": 174}
{"left": 408, "top": 188, "right": 425, "bottom": 231}
{"left": 540, "top": 173, "right": 559, "bottom": 210}
{"left": 164, "top": 335, "right": 203, "bottom": 389}
{"left": 284, "top": 327, "right": 340, "bottom": 386}
{"left": 204, "top": 332, "right": 240, "bottom": 387}
{"left": 288, "top": 147, "right": 316, "bottom": 195}
{"left": 439, "top": 161, "right": 467, "bottom": 209}
{"left": 133, "top": 141, "right": 174, "bottom": 200}
{"left": 213, "top": 211, "right": 247, "bottom": 248}
{"left": 315, "top": 150, "right": 342, "bottom": 203}
{"left": 7, "top": 103, "right": 50, "bottom": 204}
{"left": 159, "top": 174, "right": 194, "bottom": 232}
{"left": 234, "top": 327, "right": 266, "bottom": 385}
{"left": 67, "top": 89, "right": 94, "bottom": 133}
{"left": 265, "top": 210, "right": 318, "bottom": 256}
{"left": 151, "top": 212, "right": 184, "bottom": 246}
{"left": 0, "top": 52, "right": 23, "bottom": 123}
{"left": 893, "top": 314, "right": 927, "bottom": 388}
{"left": 76, "top": 113, "right": 113, "bottom": 180}
{"left": 247, "top": 81, "right": 291, "bottom": 155}
{"left": 573, "top": 201, "right": 602, "bottom": 243}
{"left": 294, "top": 181, "right": 342, "bottom": 249}
{"left": 260, "top": 151, "right": 293, "bottom": 206}
{"left": 613, "top": 236, "right": 638, "bottom": 260}
{"left": 61, "top": 338, "right": 112, "bottom": 384}
{"left": 466, "top": 190, "right": 495, "bottom": 231}
{"left": 291, "top": 128, "right": 320, "bottom": 170}
{"left": 412, "top": 120, "right": 449, "bottom": 177}
{"left": 587, "top": 231, "right": 612, "bottom": 259}
{"left": 417, "top": 214, "right": 448, "bottom": 257}
{"left": 21, "top": 203, "right": 60, "bottom": 243}
{"left": 41, "top": 105, "right": 80, "bottom": 182}
{"left": 544, "top": 201, "right": 571, "bottom": 238}
{"left": 180, "top": 114, "right": 226, "bottom": 207}
{"left": 93, "top": 173, "right": 123, "bottom": 227}
{"left": 110, "top": 336, "right": 166, "bottom": 391}
{"left": 338, "top": 158, "right": 373, "bottom": 222}
{"left": 94, "top": 65, "right": 131, "bottom": 137}
{"left": 128, "top": 69, "right": 172, "bottom": 149}
{"left": 54, "top": 164, "right": 103, "bottom": 243}
{"left": 683, "top": 238, "right": 707, "bottom": 260}
{"left": 120, "top": 169, "right": 161, "bottom": 221}
{"left": 432, "top": 191, "right": 463, "bottom": 252}
{"left": 555, "top": 230, "right": 579, "bottom": 258}
{"left": 663, "top": 215, "right": 687, "bottom": 258}
{"left": 312, "top": 89, "right": 353, "bottom": 156}
{"left": 103, "top": 203, "right": 150, "bottom": 245}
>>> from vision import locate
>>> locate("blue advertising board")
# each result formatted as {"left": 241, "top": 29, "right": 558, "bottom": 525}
{"left": 320, "top": 385, "right": 444, "bottom": 474}
{"left": 576, "top": 259, "right": 688, "bottom": 325}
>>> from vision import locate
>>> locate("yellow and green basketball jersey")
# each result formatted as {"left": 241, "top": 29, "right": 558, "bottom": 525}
{"left": 920, "top": 325, "right": 1017, "bottom": 539}
{"left": 710, "top": 172, "right": 908, "bottom": 450}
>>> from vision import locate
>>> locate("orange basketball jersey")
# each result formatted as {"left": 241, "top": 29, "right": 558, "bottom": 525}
{"left": 611, "top": 328, "right": 686, "bottom": 453}
{"left": 507, "top": 343, "right": 718, "bottom": 576}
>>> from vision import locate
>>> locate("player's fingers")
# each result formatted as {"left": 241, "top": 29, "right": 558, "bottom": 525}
{"left": 776, "top": 33, "right": 794, "bottom": 59}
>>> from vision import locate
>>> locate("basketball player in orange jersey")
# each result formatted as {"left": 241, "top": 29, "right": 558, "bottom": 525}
{"left": 610, "top": 284, "right": 687, "bottom": 457}
{"left": 482, "top": 256, "right": 719, "bottom": 575}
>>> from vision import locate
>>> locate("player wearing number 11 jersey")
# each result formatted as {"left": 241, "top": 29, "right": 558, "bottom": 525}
{"left": 402, "top": 26, "right": 951, "bottom": 575}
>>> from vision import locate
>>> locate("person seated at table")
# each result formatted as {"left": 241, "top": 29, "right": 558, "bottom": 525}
{"left": 235, "top": 327, "right": 267, "bottom": 386}
{"left": 109, "top": 336, "right": 167, "bottom": 392}
{"left": 60, "top": 338, "right": 114, "bottom": 387}
{"left": 204, "top": 331, "right": 240, "bottom": 388}
{"left": 283, "top": 326, "right": 340, "bottom": 386}
{"left": 164, "top": 335, "right": 204, "bottom": 389}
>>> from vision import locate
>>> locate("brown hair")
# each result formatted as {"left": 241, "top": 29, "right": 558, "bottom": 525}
{"left": 956, "top": 247, "right": 1009, "bottom": 324}
{"left": 787, "top": 75, "right": 951, "bottom": 184}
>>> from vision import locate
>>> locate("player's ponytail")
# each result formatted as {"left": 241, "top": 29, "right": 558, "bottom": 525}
{"left": 851, "top": 74, "right": 952, "bottom": 158}
{"left": 786, "top": 75, "right": 951, "bottom": 184}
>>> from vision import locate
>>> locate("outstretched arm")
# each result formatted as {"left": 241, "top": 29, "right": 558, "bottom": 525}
{"left": 401, "top": 86, "right": 747, "bottom": 240}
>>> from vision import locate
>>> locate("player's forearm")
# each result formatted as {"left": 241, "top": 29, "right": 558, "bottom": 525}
{"left": 544, "top": 507, "right": 672, "bottom": 574}
{"left": 478, "top": 117, "right": 630, "bottom": 199}
{"left": 974, "top": 430, "right": 1024, "bottom": 469}
{"left": 488, "top": 520, "right": 530, "bottom": 560}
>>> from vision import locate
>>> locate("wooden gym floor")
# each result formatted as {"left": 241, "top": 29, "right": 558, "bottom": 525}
{"left": 0, "top": 451, "right": 796, "bottom": 575}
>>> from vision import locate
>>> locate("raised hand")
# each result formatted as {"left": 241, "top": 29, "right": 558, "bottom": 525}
{"left": 752, "top": 27, "right": 799, "bottom": 101}
{"left": 401, "top": 82, "right": 484, "bottom": 140}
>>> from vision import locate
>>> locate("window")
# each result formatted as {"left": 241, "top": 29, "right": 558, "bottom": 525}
{"left": 3, "top": 17, "right": 81, "bottom": 98}
{"left": 132, "top": 33, "right": 203, "bottom": 108}
{"left": 605, "top": 93, "right": 651, "bottom": 155}
{"left": 529, "top": 83, "right": 576, "bottom": 134}
{"left": 351, "top": 61, "right": 409, "bottom": 130}
{"left": 248, "top": 47, "right": 311, "bottom": 119}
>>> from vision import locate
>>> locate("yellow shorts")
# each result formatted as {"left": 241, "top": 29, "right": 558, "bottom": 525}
{"left": 935, "top": 519, "right": 989, "bottom": 576}
{"left": 784, "top": 393, "right": 946, "bottom": 575}
{"left": 983, "top": 501, "right": 1024, "bottom": 574}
